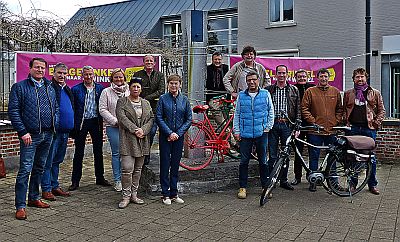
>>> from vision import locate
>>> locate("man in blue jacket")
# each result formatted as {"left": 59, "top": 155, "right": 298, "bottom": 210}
{"left": 41, "top": 63, "right": 74, "bottom": 201}
{"left": 233, "top": 71, "right": 274, "bottom": 199}
{"left": 69, "top": 66, "right": 111, "bottom": 191}
{"left": 9, "top": 57, "right": 59, "bottom": 220}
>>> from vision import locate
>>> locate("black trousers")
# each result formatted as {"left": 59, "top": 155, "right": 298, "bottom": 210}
{"left": 71, "top": 118, "right": 104, "bottom": 184}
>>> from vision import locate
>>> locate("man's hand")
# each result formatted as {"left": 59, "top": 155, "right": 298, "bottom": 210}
{"left": 294, "top": 130, "right": 300, "bottom": 138}
{"left": 231, "top": 92, "right": 238, "bottom": 98}
{"left": 168, "top": 132, "right": 179, "bottom": 142}
{"left": 21, "top": 133, "right": 32, "bottom": 146}
{"left": 233, "top": 134, "right": 241, "bottom": 141}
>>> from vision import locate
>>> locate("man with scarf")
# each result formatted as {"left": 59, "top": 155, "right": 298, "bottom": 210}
{"left": 301, "top": 68, "right": 343, "bottom": 192}
{"left": 343, "top": 67, "right": 385, "bottom": 195}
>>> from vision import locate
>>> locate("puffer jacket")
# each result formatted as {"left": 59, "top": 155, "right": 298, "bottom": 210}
{"left": 266, "top": 82, "right": 301, "bottom": 122}
{"left": 343, "top": 86, "right": 385, "bottom": 130}
{"left": 71, "top": 82, "right": 104, "bottom": 131}
{"left": 8, "top": 76, "right": 59, "bottom": 137}
{"left": 301, "top": 85, "right": 343, "bottom": 135}
{"left": 234, "top": 88, "right": 274, "bottom": 138}
{"left": 155, "top": 92, "right": 192, "bottom": 138}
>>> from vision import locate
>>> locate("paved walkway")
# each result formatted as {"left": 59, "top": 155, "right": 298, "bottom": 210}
{"left": 0, "top": 158, "right": 399, "bottom": 241}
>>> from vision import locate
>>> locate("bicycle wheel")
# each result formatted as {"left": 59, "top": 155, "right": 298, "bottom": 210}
{"left": 181, "top": 123, "right": 215, "bottom": 171}
{"left": 227, "top": 139, "right": 240, "bottom": 159}
{"left": 260, "top": 157, "right": 284, "bottom": 206}
{"left": 325, "top": 154, "right": 372, "bottom": 197}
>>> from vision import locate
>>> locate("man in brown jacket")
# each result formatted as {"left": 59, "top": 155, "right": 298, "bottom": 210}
{"left": 343, "top": 67, "right": 385, "bottom": 195}
{"left": 301, "top": 68, "right": 343, "bottom": 192}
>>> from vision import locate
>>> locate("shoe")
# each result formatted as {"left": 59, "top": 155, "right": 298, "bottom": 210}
{"left": 130, "top": 196, "right": 145, "bottom": 204}
{"left": 114, "top": 181, "right": 122, "bottom": 192}
{"left": 171, "top": 196, "right": 184, "bottom": 204}
{"left": 118, "top": 198, "right": 130, "bottom": 209}
{"left": 42, "top": 191, "right": 56, "bottom": 201}
{"left": 237, "top": 188, "right": 247, "bottom": 199}
{"left": 162, "top": 197, "right": 171, "bottom": 205}
{"left": 68, "top": 183, "right": 79, "bottom": 191}
{"left": 15, "top": 208, "right": 27, "bottom": 220}
{"left": 27, "top": 199, "right": 50, "bottom": 208}
{"left": 291, "top": 178, "right": 301, "bottom": 186}
{"left": 96, "top": 178, "right": 112, "bottom": 186}
{"left": 369, "top": 187, "right": 380, "bottom": 195}
{"left": 52, "top": 187, "right": 70, "bottom": 197}
{"left": 309, "top": 183, "right": 317, "bottom": 192}
{"left": 280, "top": 182, "right": 294, "bottom": 190}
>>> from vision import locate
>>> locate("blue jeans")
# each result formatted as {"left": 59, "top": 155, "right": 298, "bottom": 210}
{"left": 308, "top": 134, "right": 336, "bottom": 171}
{"left": 346, "top": 126, "right": 378, "bottom": 188}
{"left": 268, "top": 122, "right": 292, "bottom": 183}
{"left": 106, "top": 126, "right": 121, "bottom": 183}
{"left": 159, "top": 134, "right": 184, "bottom": 198}
{"left": 15, "top": 131, "right": 53, "bottom": 209}
{"left": 41, "top": 132, "right": 69, "bottom": 192}
{"left": 239, "top": 132, "right": 269, "bottom": 188}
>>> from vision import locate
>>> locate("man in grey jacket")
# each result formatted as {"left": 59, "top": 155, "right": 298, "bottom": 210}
{"left": 223, "top": 46, "right": 271, "bottom": 98}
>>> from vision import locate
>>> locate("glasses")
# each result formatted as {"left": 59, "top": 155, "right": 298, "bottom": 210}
{"left": 246, "top": 78, "right": 258, "bottom": 81}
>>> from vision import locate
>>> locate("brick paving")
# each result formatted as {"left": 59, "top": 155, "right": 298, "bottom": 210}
{"left": 0, "top": 157, "right": 399, "bottom": 242}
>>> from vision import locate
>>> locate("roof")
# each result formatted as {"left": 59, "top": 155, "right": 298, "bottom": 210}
{"left": 64, "top": 0, "right": 237, "bottom": 36}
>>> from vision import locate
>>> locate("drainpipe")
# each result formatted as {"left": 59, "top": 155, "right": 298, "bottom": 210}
{"left": 366, "top": 0, "right": 371, "bottom": 84}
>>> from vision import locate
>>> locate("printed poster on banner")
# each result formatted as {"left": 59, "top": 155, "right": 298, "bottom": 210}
{"left": 229, "top": 56, "right": 345, "bottom": 91}
{"left": 15, "top": 52, "right": 162, "bottom": 87}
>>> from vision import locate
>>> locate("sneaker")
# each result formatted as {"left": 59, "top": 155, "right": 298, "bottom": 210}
{"left": 114, "top": 181, "right": 122, "bottom": 192}
{"left": 309, "top": 183, "right": 317, "bottom": 192}
{"left": 118, "top": 198, "right": 130, "bottom": 209}
{"left": 237, "top": 188, "right": 247, "bottom": 199}
{"left": 171, "top": 196, "right": 184, "bottom": 204}
{"left": 162, "top": 197, "right": 171, "bottom": 205}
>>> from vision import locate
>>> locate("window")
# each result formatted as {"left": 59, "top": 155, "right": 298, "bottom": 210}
{"left": 270, "top": 0, "right": 294, "bottom": 24}
{"left": 391, "top": 67, "right": 400, "bottom": 118}
{"left": 207, "top": 15, "right": 238, "bottom": 54}
{"left": 163, "top": 22, "right": 182, "bottom": 48}
{"left": 162, "top": 15, "right": 238, "bottom": 54}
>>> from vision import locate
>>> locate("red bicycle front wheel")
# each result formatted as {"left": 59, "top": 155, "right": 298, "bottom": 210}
{"left": 181, "top": 123, "right": 215, "bottom": 171}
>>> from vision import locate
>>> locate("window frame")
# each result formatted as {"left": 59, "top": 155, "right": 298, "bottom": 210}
{"left": 267, "top": 0, "right": 296, "bottom": 28}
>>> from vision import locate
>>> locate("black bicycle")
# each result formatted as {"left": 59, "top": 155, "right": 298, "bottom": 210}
{"left": 260, "top": 114, "right": 374, "bottom": 206}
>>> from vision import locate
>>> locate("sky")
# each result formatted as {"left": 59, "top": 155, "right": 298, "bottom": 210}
{"left": 3, "top": 0, "right": 123, "bottom": 22}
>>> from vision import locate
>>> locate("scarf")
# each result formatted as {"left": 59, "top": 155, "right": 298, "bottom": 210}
{"left": 354, "top": 83, "right": 368, "bottom": 103}
{"left": 111, "top": 83, "right": 128, "bottom": 98}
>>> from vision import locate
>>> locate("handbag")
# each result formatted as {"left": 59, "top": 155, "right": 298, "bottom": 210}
{"left": 0, "top": 155, "right": 6, "bottom": 178}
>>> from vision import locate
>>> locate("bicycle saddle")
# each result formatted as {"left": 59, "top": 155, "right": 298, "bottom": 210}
{"left": 193, "top": 105, "right": 209, "bottom": 113}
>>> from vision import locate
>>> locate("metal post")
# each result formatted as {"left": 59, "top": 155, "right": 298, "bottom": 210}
{"left": 366, "top": 0, "right": 371, "bottom": 84}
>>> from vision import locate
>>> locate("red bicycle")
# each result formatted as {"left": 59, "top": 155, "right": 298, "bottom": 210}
{"left": 181, "top": 96, "right": 240, "bottom": 171}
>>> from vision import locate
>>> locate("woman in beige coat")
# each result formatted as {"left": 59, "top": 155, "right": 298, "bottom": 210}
{"left": 116, "top": 77, "right": 154, "bottom": 208}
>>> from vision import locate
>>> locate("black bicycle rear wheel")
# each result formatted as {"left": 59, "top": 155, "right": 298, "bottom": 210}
{"left": 325, "top": 154, "right": 372, "bottom": 197}
{"left": 260, "top": 157, "right": 284, "bottom": 206}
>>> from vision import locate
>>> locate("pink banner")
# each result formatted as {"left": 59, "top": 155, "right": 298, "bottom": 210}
{"left": 230, "top": 56, "right": 345, "bottom": 91}
{"left": 16, "top": 52, "right": 161, "bottom": 87}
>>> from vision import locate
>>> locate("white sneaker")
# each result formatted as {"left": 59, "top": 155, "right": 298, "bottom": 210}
{"left": 162, "top": 197, "right": 171, "bottom": 205}
{"left": 171, "top": 196, "right": 184, "bottom": 204}
{"left": 114, "top": 181, "right": 122, "bottom": 192}
{"left": 118, "top": 198, "right": 130, "bottom": 209}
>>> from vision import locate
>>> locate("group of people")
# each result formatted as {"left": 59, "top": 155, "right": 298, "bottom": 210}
{"left": 9, "top": 44, "right": 385, "bottom": 220}
{"left": 9, "top": 55, "right": 191, "bottom": 220}
{"left": 206, "top": 46, "right": 385, "bottom": 199}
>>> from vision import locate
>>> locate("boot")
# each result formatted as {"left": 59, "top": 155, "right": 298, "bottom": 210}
{"left": 118, "top": 198, "right": 130, "bottom": 209}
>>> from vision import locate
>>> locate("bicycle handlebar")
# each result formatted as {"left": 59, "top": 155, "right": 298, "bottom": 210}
{"left": 279, "top": 111, "right": 325, "bottom": 133}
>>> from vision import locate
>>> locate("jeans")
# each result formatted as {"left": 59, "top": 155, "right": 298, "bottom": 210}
{"left": 239, "top": 132, "right": 269, "bottom": 188}
{"left": 71, "top": 118, "right": 105, "bottom": 184}
{"left": 346, "top": 126, "right": 378, "bottom": 188}
{"left": 121, "top": 156, "right": 145, "bottom": 198}
{"left": 41, "top": 132, "right": 69, "bottom": 192}
{"left": 159, "top": 134, "right": 184, "bottom": 198}
{"left": 144, "top": 121, "right": 158, "bottom": 165}
{"left": 106, "top": 126, "right": 121, "bottom": 183}
{"left": 308, "top": 134, "right": 336, "bottom": 171}
{"left": 15, "top": 131, "right": 53, "bottom": 209}
{"left": 268, "top": 122, "right": 292, "bottom": 183}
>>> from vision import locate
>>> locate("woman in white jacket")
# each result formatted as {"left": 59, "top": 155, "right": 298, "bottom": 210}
{"left": 99, "top": 68, "right": 130, "bottom": 191}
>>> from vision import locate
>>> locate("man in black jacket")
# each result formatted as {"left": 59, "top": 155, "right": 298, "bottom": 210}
{"left": 291, "top": 69, "right": 315, "bottom": 185}
{"left": 41, "top": 63, "right": 74, "bottom": 201}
